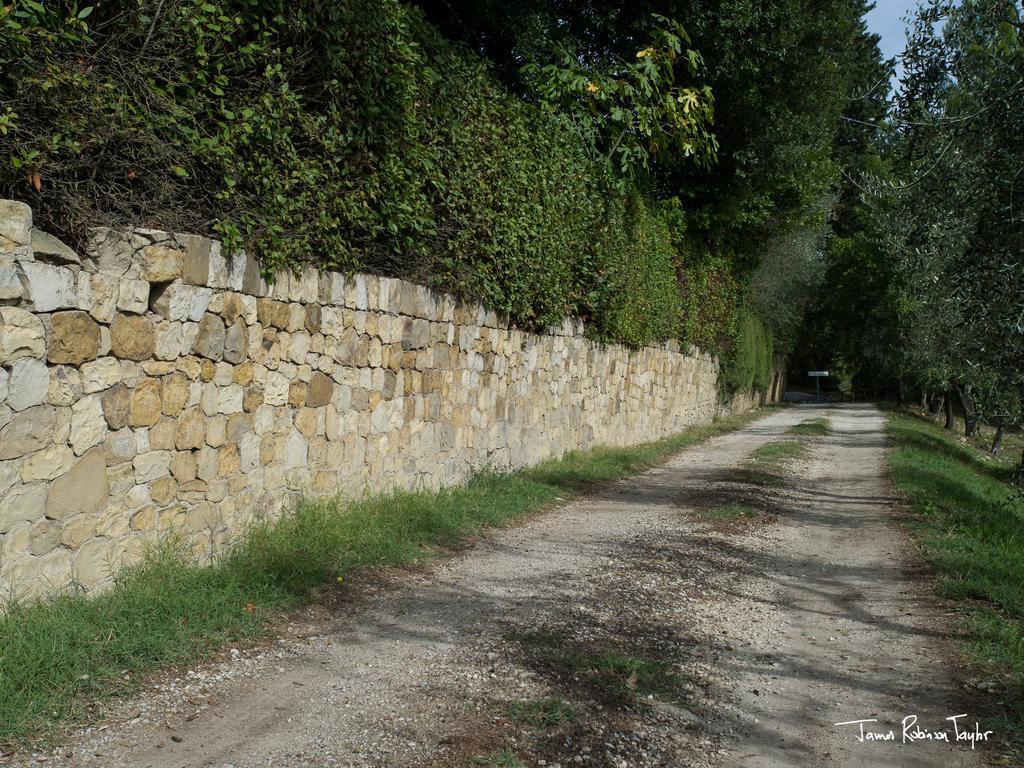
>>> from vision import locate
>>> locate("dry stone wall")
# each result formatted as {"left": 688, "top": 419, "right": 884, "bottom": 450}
{"left": 0, "top": 199, "right": 723, "bottom": 599}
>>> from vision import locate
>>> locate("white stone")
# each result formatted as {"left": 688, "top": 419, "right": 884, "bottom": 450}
{"left": 31, "top": 229, "right": 79, "bottom": 265}
{"left": 0, "top": 256, "right": 24, "bottom": 301}
{"left": 264, "top": 369, "right": 290, "bottom": 406}
{"left": 239, "top": 431, "right": 259, "bottom": 472}
{"left": 0, "top": 200, "right": 32, "bottom": 252}
{"left": 80, "top": 357, "right": 122, "bottom": 393}
{"left": 133, "top": 450, "right": 171, "bottom": 483}
{"left": 21, "top": 443, "right": 74, "bottom": 481}
{"left": 117, "top": 278, "right": 150, "bottom": 314}
{"left": 21, "top": 261, "right": 77, "bottom": 311}
{"left": 151, "top": 283, "right": 212, "bottom": 322}
{"left": 154, "top": 320, "right": 184, "bottom": 360}
{"left": 216, "top": 384, "right": 243, "bottom": 414}
{"left": 297, "top": 265, "right": 319, "bottom": 303}
{"left": 7, "top": 358, "right": 48, "bottom": 411}
{"left": 69, "top": 395, "right": 106, "bottom": 454}
{"left": 106, "top": 428, "right": 137, "bottom": 464}
{"left": 0, "top": 483, "right": 46, "bottom": 533}
{"left": 285, "top": 430, "right": 307, "bottom": 468}
{"left": 48, "top": 365, "right": 82, "bottom": 406}
{"left": 77, "top": 272, "right": 118, "bottom": 323}
{"left": 207, "top": 241, "right": 228, "bottom": 288}
{"left": 0, "top": 457, "right": 21, "bottom": 496}
{"left": 320, "top": 272, "right": 345, "bottom": 305}
{"left": 0, "top": 306, "right": 45, "bottom": 364}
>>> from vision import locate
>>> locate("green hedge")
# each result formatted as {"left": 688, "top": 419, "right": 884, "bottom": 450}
{"left": 1, "top": 0, "right": 696, "bottom": 347}
{"left": 724, "top": 309, "right": 774, "bottom": 394}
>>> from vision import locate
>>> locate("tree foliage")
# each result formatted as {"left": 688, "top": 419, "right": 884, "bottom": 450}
{"left": 806, "top": 0, "right": 1024, "bottom": 470}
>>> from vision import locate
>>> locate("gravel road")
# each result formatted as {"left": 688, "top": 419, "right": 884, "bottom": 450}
{"left": 11, "top": 403, "right": 991, "bottom": 768}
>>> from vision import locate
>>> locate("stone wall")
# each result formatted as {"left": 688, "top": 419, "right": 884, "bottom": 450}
{"left": 0, "top": 199, "right": 725, "bottom": 599}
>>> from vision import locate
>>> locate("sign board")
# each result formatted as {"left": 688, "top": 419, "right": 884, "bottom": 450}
{"left": 808, "top": 371, "right": 829, "bottom": 377}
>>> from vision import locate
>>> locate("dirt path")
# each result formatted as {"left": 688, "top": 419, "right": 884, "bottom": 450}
{"left": 18, "top": 403, "right": 989, "bottom": 768}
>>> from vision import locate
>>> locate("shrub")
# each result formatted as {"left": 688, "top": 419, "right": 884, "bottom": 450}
{"left": 724, "top": 309, "right": 774, "bottom": 393}
{"left": 0, "top": 0, "right": 700, "bottom": 345}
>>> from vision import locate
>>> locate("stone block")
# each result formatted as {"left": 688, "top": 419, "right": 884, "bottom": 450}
{"left": 31, "top": 229, "right": 79, "bottom": 265}
{"left": 0, "top": 306, "right": 45, "bottom": 363}
{"left": 70, "top": 395, "right": 106, "bottom": 454}
{"left": 139, "top": 244, "right": 184, "bottom": 282}
{"left": 0, "top": 405, "right": 57, "bottom": 460}
{"left": 7, "top": 358, "right": 48, "bottom": 411}
{"left": 0, "top": 199, "right": 32, "bottom": 253}
{"left": 154, "top": 320, "right": 184, "bottom": 360}
{"left": 148, "top": 419, "right": 176, "bottom": 450}
{"left": 100, "top": 384, "right": 130, "bottom": 430}
{"left": 223, "top": 320, "right": 247, "bottom": 364}
{"left": 48, "top": 365, "right": 82, "bottom": 406}
{"left": 307, "top": 371, "right": 334, "bottom": 408}
{"left": 175, "top": 407, "right": 205, "bottom": 450}
{"left": 0, "top": 255, "right": 24, "bottom": 301}
{"left": 78, "top": 272, "right": 118, "bottom": 323}
{"left": 22, "top": 261, "right": 77, "bottom": 311}
{"left": 160, "top": 372, "right": 189, "bottom": 416}
{"left": 193, "top": 313, "right": 225, "bottom": 360}
{"left": 46, "top": 447, "right": 109, "bottom": 520}
{"left": 74, "top": 536, "right": 114, "bottom": 590}
{"left": 79, "top": 357, "right": 121, "bottom": 394}
{"left": 117, "top": 278, "right": 150, "bottom": 314}
{"left": 48, "top": 310, "right": 101, "bottom": 365}
{"left": 181, "top": 234, "right": 212, "bottom": 285}
{"left": 320, "top": 272, "right": 345, "bottom": 305}
{"left": 21, "top": 443, "right": 74, "bottom": 482}
{"left": 129, "top": 377, "right": 162, "bottom": 427}
{"left": 29, "top": 518, "right": 62, "bottom": 556}
{"left": 0, "top": 483, "right": 46, "bottom": 532}
{"left": 297, "top": 265, "right": 319, "bottom": 303}
{"left": 150, "top": 282, "right": 213, "bottom": 322}
{"left": 110, "top": 313, "right": 155, "bottom": 361}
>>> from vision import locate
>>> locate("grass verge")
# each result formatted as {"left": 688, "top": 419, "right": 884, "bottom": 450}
{"left": 788, "top": 416, "right": 830, "bottom": 436}
{"left": 0, "top": 408, "right": 771, "bottom": 746}
{"left": 886, "top": 410, "right": 1024, "bottom": 754}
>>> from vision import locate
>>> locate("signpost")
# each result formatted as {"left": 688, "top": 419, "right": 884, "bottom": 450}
{"left": 808, "top": 370, "right": 829, "bottom": 403}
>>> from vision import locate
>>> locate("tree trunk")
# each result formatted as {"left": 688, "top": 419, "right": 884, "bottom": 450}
{"left": 928, "top": 393, "right": 942, "bottom": 415}
{"left": 1016, "top": 448, "right": 1024, "bottom": 486}
{"left": 956, "top": 384, "right": 978, "bottom": 437}
{"left": 990, "top": 425, "right": 1004, "bottom": 456}
{"left": 943, "top": 391, "right": 954, "bottom": 430}
{"left": 920, "top": 390, "right": 928, "bottom": 410}
{"left": 897, "top": 379, "right": 905, "bottom": 407}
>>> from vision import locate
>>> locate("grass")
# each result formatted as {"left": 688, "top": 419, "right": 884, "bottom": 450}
{"left": 886, "top": 410, "right": 1024, "bottom": 753}
{"left": 788, "top": 416, "right": 830, "bottom": 436}
{"left": 511, "top": 631, "right": 682, "bottom": 705}
{"left": 506, "top": 697, "right": 575, "bottom": 727}
{"left": 0, "top": 408, "right": 771, "bottom": 746}
{"left": 703, "top": 503, "right": 759, "bottom": 521}
{"left": 738, "top": 439, "right": 809, "bottom": 486}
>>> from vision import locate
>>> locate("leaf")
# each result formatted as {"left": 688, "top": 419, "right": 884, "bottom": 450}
{"left": 77, "top": 6, "right": 94, "bottom": 19}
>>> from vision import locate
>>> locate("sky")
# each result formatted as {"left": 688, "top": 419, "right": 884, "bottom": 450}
{"left": 865, "top": 1, "right": 920, "bottom": 84}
